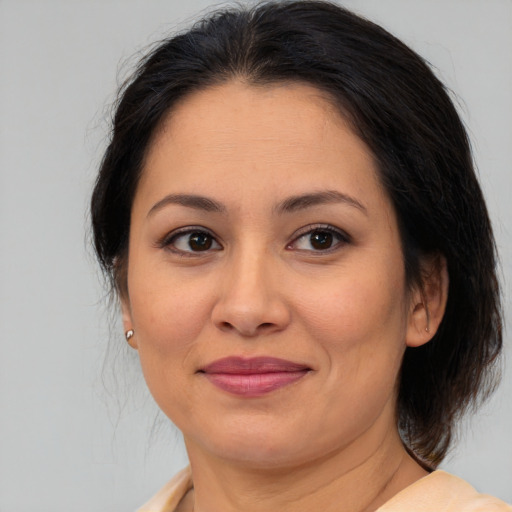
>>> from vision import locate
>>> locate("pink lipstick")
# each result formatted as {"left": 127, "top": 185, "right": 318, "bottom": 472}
{"left": 199, "top": 357, "right": 311, "bottom": 397}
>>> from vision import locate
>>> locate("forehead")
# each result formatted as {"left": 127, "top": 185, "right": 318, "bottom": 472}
{"left": 159, "top": 80, "right": 343, "bottom": 133}
{"left": 137, "top": 80, "right": 385, "bottom": 212}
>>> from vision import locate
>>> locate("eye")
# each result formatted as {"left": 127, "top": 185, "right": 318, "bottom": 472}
{"left": 164, "top": 228, "right": 222, "bottom": 254}
{"left": 289, "top": 225, "right": 349, "bottom": 252}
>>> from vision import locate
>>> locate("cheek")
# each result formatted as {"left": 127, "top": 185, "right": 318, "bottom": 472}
{"left": 299, "top": 271, "right": 408, "bottom": 431}
{"left": 297, "top": 257, "right": 409, "bottom": 408}
{"left": 302, "top": 270, "right": 407, "bottom": 346}
{"left": 127, "top": 268, "right": 214, "bottom": 365}
{"left": 127, "top": 277, "right": 214, "bottom": 419}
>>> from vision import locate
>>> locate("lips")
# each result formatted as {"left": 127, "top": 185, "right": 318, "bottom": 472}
{"left": 199, "top": 357, "right": 311, "bottom": 397}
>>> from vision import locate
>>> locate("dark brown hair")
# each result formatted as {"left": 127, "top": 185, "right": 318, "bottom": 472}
{"left": 91, "top": 0, "right": 502, "bottom": 465}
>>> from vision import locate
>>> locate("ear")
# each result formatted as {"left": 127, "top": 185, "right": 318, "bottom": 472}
{"left": 406, "top": 254, "right": 449, "bottom": 348}
{"left": 121, "top": 296, "right": 138, "bottom": 350}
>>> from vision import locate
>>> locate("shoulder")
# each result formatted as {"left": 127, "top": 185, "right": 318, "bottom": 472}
{"left": 378, "top": 470, "right": 512, "bottom": 512}
{"left": 136, "top": 467, "right": 511, "bottom": 512}
{"left": 136, "top": 466, "right": 193, "bottom": 512}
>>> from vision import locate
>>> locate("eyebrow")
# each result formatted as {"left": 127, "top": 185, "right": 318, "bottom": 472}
{"left": 147, "top": 194, "right": 226, "bottom": 217}
{"left": 275, "top": 190, "right": 367, "bottom": 215}
{"left": 147, "top": 189, "right": 367, "bottom": 218}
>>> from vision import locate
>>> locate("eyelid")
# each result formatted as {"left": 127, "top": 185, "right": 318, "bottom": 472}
{"left": 156, "top": 223, "right": 349, "bottom": 254}
{"left": 287, "top": 223, "right": 351, "bottom": 251}
{"left": 157, "top": 226, "right": 223, "bottom": 254}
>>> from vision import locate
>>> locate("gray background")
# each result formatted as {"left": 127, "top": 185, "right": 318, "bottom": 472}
{"left": 1, "top": 0, "right": 510, "bottom": 510}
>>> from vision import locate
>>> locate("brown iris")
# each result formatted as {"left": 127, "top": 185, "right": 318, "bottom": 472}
{"left": 188, "top": 232, "right": 213, "bottom": 251}
{"left": 310, "top": 230, "right": 334, "bottom": 250}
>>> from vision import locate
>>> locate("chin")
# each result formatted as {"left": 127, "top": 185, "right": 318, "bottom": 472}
{"left": 186, "top": 418, "right": 332, "bottom": 470}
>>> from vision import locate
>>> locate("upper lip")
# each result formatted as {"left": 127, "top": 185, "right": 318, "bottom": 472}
{"left": 200, "top": 356, "right": 311, "bottom": 374}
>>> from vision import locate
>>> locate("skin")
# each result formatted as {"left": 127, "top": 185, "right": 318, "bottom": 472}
{"left": 121, "top": 81, "right": 448, "bottom": 512}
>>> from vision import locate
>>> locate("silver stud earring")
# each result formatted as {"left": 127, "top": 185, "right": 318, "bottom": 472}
{"left": 125, "top": 329, "right": 134, "bottom": 341}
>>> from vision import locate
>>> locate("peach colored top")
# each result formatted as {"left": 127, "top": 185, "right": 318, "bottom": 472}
{"left": 137, "top": 466, "right": 512, "bottom": 512}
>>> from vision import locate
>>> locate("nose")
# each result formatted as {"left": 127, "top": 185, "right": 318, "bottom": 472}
{"left": 211, "top": 251, "right": 291, "bottom": 338}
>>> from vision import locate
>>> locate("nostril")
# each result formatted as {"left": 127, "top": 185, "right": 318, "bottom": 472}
{"left": 219, "top": 321, "right": 234, "bottom": 331}
{"left": 216, "top": 320, "right": 277, "bottom": 336}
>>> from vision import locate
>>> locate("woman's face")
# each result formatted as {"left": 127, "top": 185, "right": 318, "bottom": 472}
{"left": 123, "top": 81, "right": 424, "bottom": 468}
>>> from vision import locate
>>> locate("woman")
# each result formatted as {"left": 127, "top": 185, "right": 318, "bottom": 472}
{"left": 91, "top": 1, "right": 510, "bottom": 510}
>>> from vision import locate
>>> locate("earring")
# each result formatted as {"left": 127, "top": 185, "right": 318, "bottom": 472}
{"left": 125, "top": 329, "right": 134, "bottom": 341}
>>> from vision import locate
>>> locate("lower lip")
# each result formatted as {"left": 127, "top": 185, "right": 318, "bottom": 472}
{"left": 203, "top": 371, "right": 309, "bottom": 397}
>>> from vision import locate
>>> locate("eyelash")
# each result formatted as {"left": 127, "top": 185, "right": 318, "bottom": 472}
{"left": 288, "top": 224, "right": 351, "bottom": 253}
{"left": 158, "top": 224, "right": 350, "bottom": 256}
{"left": 158, "top": 226, "right": 222, "bottom": 257}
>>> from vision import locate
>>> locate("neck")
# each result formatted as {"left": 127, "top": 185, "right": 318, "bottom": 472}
{"left": 184, "top": 426, "right": 428, "bottom": 512}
